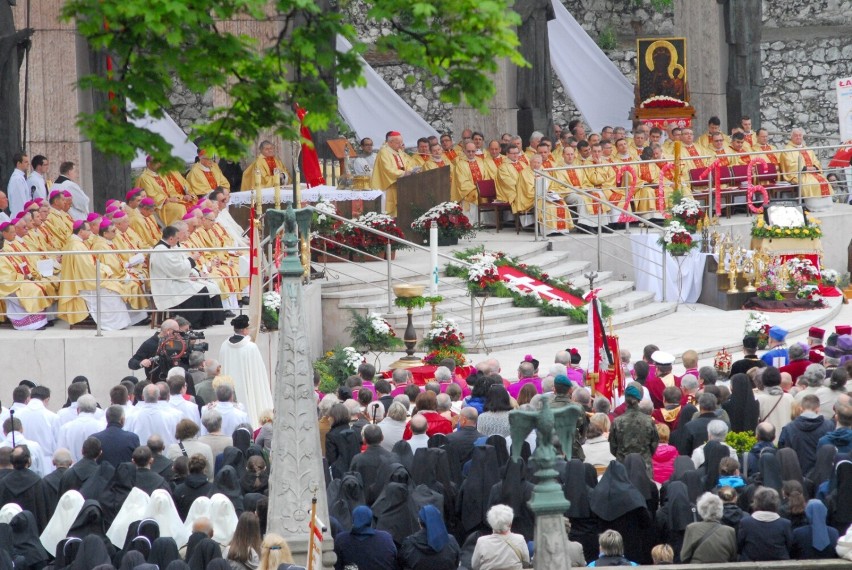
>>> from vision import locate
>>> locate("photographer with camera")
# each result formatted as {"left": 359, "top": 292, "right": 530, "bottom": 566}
{"left": 129, "top": 319, "right": 181, "bottom": 380}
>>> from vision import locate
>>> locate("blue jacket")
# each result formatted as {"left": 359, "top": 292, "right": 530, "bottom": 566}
{"left": 817, "top": 428, "right": 852, "bottom": 454}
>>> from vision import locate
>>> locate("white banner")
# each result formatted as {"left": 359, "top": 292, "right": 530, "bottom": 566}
{"left": 838, "top": 76, "right": 852, "bottom": 141}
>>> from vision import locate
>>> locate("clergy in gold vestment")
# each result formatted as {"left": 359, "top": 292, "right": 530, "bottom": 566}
{"left": 526, "top": 155, "right": 573, "bottom": 233}
{"left": 370, "top": 132, "right": 412, "bottom": 217}
{"left": 0, "top": 222, "right": 55, "bottom": 329}
{"left": 90, "top": 220, "right": 148, "bottom": 310}
{"left": 679, "top": 129, "right": 711, "bottom": 173}
{"left": 422, "top": 142, "right": 451, "bottom": 172}
{"left": 187, "top": 151, "right": 231, "bottom": 197}
{"left": 453, "top": 143, "right": 487, "bottom": 207}
{"left": 58, "top": 223, "right": 98, "bottom": 325}
{"left": 40, "top": 192, "right": 73, "bottom": 251}
{"left": 241, "top": 140, "right": 290, "bottom": 191}
{"left": 135, "top": 157, "right": 187, "bottom": 226}
{"left": 482, "top": 140, "right": 504, "bottom": 180}
{"left": 779, "top": 128, "right": 833, "bottom": 200}
{"left": 753, "top": 129, "right": 780, "bottom": 167}
{"left": 495, "top": 147, "right": 527, "bottom": 212}
{"left": 409, "top": 138, "right": 432, "bottom": 169}
{"left": 132, "top": 198, "right": 164, "bottom": 248}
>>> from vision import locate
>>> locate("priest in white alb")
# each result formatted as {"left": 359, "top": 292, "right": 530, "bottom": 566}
{"left": 218, "top": 315, "right": 271, "bottom": 427}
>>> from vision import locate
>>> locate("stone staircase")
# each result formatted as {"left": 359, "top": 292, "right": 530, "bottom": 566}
{"left": 319, "top": 241, "right": 677, "bottom": 352}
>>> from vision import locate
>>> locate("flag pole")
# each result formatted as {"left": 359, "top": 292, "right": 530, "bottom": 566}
{"left": 307, "top": 494, "right": 318, "bottom": 570}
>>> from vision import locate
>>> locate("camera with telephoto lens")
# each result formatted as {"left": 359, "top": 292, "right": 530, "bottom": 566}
{"left": 181, "top": 330, "right": 208, "bottom": 353}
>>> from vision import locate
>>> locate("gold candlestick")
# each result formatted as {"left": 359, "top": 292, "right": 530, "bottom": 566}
{"left": 727, "top": 263, "right": 740, "bottom": 294}
{"left": 743, "top": 256, "right": 757, "bottom": 292}
{"left": 253, "top": 166, "right": 262, "bottom": 211}
{"left": 294, "top": 169, "right": 301, "bottom": 207}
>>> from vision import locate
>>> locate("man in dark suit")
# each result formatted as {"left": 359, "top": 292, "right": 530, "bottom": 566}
{"left": 679, "top": 393, "right": 724, "bottom": 455}
{"left": 92, "top": 405, "right": 141, "bottom": 467}
{"left": 43, "top": 449, "right": 72, "bottom": 518}
{"left": 147, "top": 435, "right": 174, "bottom": 482}
{"left": 445, "top": 407, "right": 483, "bottom": 481}
{"left": 132, "top": 445, "right": 171, "bottom": 494}
{"left": 349, "top": 425, "right": 393, "bottom": 505}
{"left": 0, "top": 446, "right": 49, "bottom": 531}
{"left": 59, "top": 436, "right": 102, "bottom": 495}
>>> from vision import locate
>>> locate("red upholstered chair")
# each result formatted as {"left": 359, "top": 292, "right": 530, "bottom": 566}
{"left": 753, "top": 163, "right": 797, "bottom": 199}
{"left": 476, "top": 179, "right": 511, "bottom": 232}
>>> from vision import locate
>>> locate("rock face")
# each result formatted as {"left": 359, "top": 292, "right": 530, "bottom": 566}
{"left": 163, "top": 0, "right": 852, "bottom": 145}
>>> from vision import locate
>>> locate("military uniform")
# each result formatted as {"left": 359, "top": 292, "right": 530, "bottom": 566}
{"left": 609, "top": 406, "right": 659, "bottom": 475}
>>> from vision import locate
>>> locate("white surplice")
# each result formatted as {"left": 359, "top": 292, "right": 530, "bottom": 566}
{"left": 57, "top": 412, "right": 107, "bottom": 462}
{"left": 125, "top": 402, "right": 180, "bottom": 446}
{"left": 218, "top": 335, "right": 271, "bottom": 428}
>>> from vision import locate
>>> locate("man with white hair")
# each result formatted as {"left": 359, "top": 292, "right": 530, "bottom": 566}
{"left": 43, "top": 449, "right": 73, "bottom": 516}
{"left": 57, "top": 395, "right": 106, "bottom": 462}
{"left": 691, "top": 419, "right": 737, "bottom": 468}
{"left": 126, "top": 383, "right": 181, "bottom": 446}
{"left": 378, "top": 402, "right": 408, "bottom": 451}
{"left": 370, "top": 131, "right": 413, "bottom": 217}
{"left": 436, "top": 393, "right": 456, "bottom": 426}
{"left": 208, "top": 383, "right": 250, "bottom": 436}
{"left": 681, "top": 493, "right": 737, "bottom": 563}
{"left": 525, "top": 131, "right": 544, "bottom": 157}
{"left": 433, "top": 366, "right": 452, "bottom": 384}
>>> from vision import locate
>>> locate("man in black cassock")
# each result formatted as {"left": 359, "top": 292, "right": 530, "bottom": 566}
{"left": 42, "top": 449, "right": 72, "bottom": 518}
{"left": 59, "top": 436, "right": 102, "bottom": 496}
{"left": 0, "top": 445, "right": 49, "bottom": 532}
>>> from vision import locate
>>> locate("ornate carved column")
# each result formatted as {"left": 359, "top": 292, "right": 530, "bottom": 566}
{"left": 267, "top": 204, "right": 335, "bottom": 568}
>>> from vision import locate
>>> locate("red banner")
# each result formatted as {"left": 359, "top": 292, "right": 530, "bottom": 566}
{"left": 295, "top": 105, "right": 326, "bottom": 188}
{"left": 497, "top": 266, "right": 584, "bottom": 306}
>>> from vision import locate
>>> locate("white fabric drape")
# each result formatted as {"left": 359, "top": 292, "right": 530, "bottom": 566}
{"left": 129, "top": 102, "right": 198, "bottom": 169}
{"left": 548, "top": 0, "right": 634, "bottom": 132}
{"left": 337, "top": 35, "right": 439, "bottom": 146}
{"left": 630, "top": 234, "right": 710, "bottom": 303}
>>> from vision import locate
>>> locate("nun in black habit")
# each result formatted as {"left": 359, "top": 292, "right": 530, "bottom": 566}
{"left": 411, "top": 448, "right": 457, "bottom": 523}
{"left": 456, "top": 445, "right": 501, "bottom": 537}
{"left": 9, "top": 510, "right": 50, "bottom": 570}
{"left": 211, "top": 465, "right": 244, "bottom": 514}
{"left": 327, "top": 471, "right": 367, "bottom": 530}
{"left": 589, "top": 460, "right": 655, "bottom": 565}
{"left": 98, "top": 463, "right": 137, "bottom": 527}
{"left": 68, "top": 535, "right": 112, "bottom": 570}
{"left": 372, "top": 473, "right": 420, "bottom": 547}
{"left": 487, "top": 458, "right": 535, "bottom": 542}
{"left": 654, "top": 481, "right": 695, "bottom": 562}
{"left": 561, "top": 459, "right": 599, "bottom": 563}
{"left": 624, "top": 453, "right": 659, "bottom": 514}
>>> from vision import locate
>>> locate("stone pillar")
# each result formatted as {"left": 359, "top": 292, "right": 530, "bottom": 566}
{"left": 722, "top": 0, "right": 763, "bottom": 130}
{"left": 674, "top": 0, "right": 728, "bottom": 130}
{"left": 452, "top": 57, "right": 517, "bottom": 141}
{"left": 267, "top": 205, "right": 334, "bottom": 569}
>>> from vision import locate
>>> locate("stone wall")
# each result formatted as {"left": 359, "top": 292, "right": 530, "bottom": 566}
{"left": 760, "top": 37, "right": 852, "bottom": 138}
{"left": 763, "top": 0, "right": 852, "bottom": 27}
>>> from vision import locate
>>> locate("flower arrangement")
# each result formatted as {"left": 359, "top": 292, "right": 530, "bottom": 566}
{"left": 669, "top": 192, "right": 702, "bottom": 232}
{"left": 347, "top": 310, "right": 404, "bottom": 353}
{"left": 658, "top": 220, "right": 698, "bottom": 256}
{"left": 312, "top": 198, "right": 337, "bottom": 232}
{"left": 751, "top": 215, "right": 822, "bottom": 239}
{"left": 422, "top": 317, "right": 466, "bottom": 365}
{"left": 797, "top": 284, "right": 823, "bottom": 302}
{"left": 821, "top": 269, "right": 839, "bottom": 286}
{"left": 313, "top": 346, "right": 364, "bottom": 394}
{"left": 352, "top": 212, "right": 407, "bottom": 252}
{"left": 639, "top": 95, "right": 689, "bottom": 109}
{"left": 743, "top": 312, "right": 770, "bottom": 349}
{"left": 785, "top": 257, "right": 820, "bottom": 288}
{"left": 261, "top": 291, "right": 281, "bottom": 330}
{"left": 411, "top": 202, "right": 475, "bottom": 242}
{"left": 467, "top": 252, "right": 501, "bottom": 290}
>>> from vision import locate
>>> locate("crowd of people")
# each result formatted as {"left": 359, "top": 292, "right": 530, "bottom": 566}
{"left": 0, "top": 323, "right": 852, "bottom": 568}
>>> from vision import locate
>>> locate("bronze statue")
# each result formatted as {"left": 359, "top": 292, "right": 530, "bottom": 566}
{"left": 0, "top": 1, "right": 33, "bottom": 189}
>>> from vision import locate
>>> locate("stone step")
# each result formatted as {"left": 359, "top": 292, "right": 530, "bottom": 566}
{"left": 475, "top": 301, "right": 678, "bottom": 352}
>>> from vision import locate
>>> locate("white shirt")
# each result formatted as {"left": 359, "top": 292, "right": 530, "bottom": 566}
{"left": 691, "top": 441, "right": 738, "bottom": 469}
{"left": 352, "top": 154, "right": 376, "bottom": 175}
{"left": 27, "top": 171, "right": 48, "bottom": 202}
{"left": 378, "top": 418, "right": 408, "bottom": 452}
{"left": 202, "top": 402, "right": 249, "bottom": 437}
{"left": 58, "top": 402, "right": 105, "bottom": 426}
{"left": 15, "top": 399, "right": 60, "bottom": 459}
{"left": 7, "top": 169, "right": 28, "bottom": 216}
{"left": 57, "top": 412, "right": 107, "bottom": 462}
{"left": 169, "top": 395, "right": 201, "bottom": 425}
{"left": 0, "top": 432, "right": 47, "bottom": 476}
{"left": 0, "top": 402, "right": 27, "bottom": 427}
{"left": 408, "top": 434, "right": 430, "bottom": 454}
{"left": 125, "top": 402, "right": 180, "bottom": 446}
{"left": 51, "top": 177, "right": 89, "bottom": 221}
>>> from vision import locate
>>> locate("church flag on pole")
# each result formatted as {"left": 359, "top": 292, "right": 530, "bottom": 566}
{"left": 246, "top": 207, "right": 263, "bottom": 342}
{"left": 296, "top": 105, "right": 326, "bottom": 188}
{"left": 586, "top": 289, "right": 619, "bottom": 400}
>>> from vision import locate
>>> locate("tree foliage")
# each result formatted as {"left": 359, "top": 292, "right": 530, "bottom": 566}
{"left": 62, "top": 0, "right": 524, "bottom": 171}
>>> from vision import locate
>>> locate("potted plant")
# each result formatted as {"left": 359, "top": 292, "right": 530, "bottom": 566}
{"left": 353, "top": 212, "right": 407, "bottom": 259}
{"left": 669, "top": 191, "right": 702, "bottom": 232}
{"left": 261, "top": 291, "right": 281, "bottom": 330}
{"left": 743, "top": 312, "right": 770, "bottom": 349}
{"left": 421, "top": 317, "right": 466, "bottom": 366}
{"left": 313, "top": 346, "right": 365, "bottom": 394}
{"left": 466, "top": 251, "right": 502, "bottom": 295}
{"left": 411, "top": 202, "right": 475, "bottom": 246}
{"left": 658, "top": 221, "right": 699, "bottom": 256}
{"left": 311, "top": 199, "right": 345, "bottom": 262}
{"left": 347, "top": 311, "right": 403, "bottom": 362}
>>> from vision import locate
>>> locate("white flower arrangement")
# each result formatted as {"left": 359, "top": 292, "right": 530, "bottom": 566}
{"left": 548, "top": 298, "right": 574, "bottom": 310}
{"left": 367, "top": 313, "right": 393, "bottom": 336}
{"left": 354, "top": 211, "right": 396, "bottom": 227}
{"left": 785, "top": 257, "right": 820, "bottom": 281}
{"left": 467, "top": 253, "right": 500, "bottom": 285}
{"left": 424, "top": 317, "right": 464, "bottom": 342}
{"left": 342, "top": 346, "right": 364, "bottom": 371}
{"left": 314, "top": 198, "right": 336, "bottom": 223}
{"left": 744, "top": 312, "right": 769, "bottom": 335}
{"left": 661, "top": 220, "right": 691, "bottom": 244}
{"left": 671, "top": 198, "right": 702, "bottom": 218}
{"left": 504, "top": 280, "right": 539, "bottom": 299}
{"left": 821, "top": 268, "right": 839, "bottom": 285}
{"left": 411, "top": 202, "right": 464, "bottom": 230}
{"left": 262, "top": 291, "right": 281, "bottom": 311}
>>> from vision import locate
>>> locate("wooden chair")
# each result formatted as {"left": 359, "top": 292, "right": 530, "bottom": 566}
{"left": 476, "top": 179, "right": 511, "bottom": 232}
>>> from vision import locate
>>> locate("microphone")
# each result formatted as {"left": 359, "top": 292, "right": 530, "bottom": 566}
{"left": 8, "top": 409, "right": 15, "bottom": 447}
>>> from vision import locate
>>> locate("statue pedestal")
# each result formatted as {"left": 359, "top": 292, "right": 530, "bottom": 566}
{"left": 532, "top": 511, "right": 573, "bottom": 570}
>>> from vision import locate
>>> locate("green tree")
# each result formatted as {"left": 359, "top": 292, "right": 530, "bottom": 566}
{"left": 62, "top": 0, "right": 524, "bottom": 171}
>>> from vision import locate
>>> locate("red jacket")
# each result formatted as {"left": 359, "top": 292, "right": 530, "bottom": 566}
{"left": 402, "top": 411, "right": 453, "bottom": 440}
{"left": 780, "top": 359, "right": 812, "bottom": 383}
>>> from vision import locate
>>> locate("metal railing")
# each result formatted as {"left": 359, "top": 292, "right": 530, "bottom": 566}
{"left": 298, "top": 206, "right": 484, "bottom": 343}
{"left": 0, "top": 244, "right": 249, "bottom": 336}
